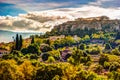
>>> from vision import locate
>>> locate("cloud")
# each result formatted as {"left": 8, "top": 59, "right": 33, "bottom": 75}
{"left": 0, "top": 5, "right": 120, "bottom": 33}
{"left": 89, "top": 0, "right": 113, "bottom": 6}
{"left": 89, "top": 0, "right": 120, "bottom": 8}
{"left": 17, "top": 2, "right": 73, "bottom": 11}
{"left": 0, "top": 0, "right": 96, "bottom": 12}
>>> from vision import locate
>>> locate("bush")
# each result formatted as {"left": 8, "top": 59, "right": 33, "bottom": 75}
{"left": 90, "top": 49, "right": 100, "bottom": 54}
{"left": 19, "top": 60, "right": 35, "bottom": 80}
{"left": 105, "top": 43, "right": 112, "bottom": 50}
{"left": 12, "top": 50, "right": 23, "bottom": 57}
{"left": 79, "top": 44, "right": 86, "bottom": 50}
{"left": 67, "top": 57, "right": 75, "bottom": 65}
{"left": 35, "top": 64, "right": 63, "bottom": 80}
{"left": 21, "top": 48, "right": 28, "bottom": 54}
{"left": 99, "top": 54, "right": 109, "bottom": 65}
{"left": 95, "top": 65, "right": 103, "bottom": 74}
{"left": 104, "top": 61, "right": 110, "bottom": 69}
{"left": 109, "top": 62, "right": 120, "bottom": 71}
{"left": 87, "top": 72, "right": 97, "bottom": 80}
{"left": 42, "top": 53, "right": 50, "bottom": 61}
{"left": 112, "top": 48, "right": 120, "bottom": 55}
{"left": 47, "top": 56, "right": 55, "bottom": 63}
{"left": 40, "top": 45, "right": 52, "bottom": 52}
{"left": 2, "top": 54, "right": 13, "bottom": 60}
{"left": 75, "top": 70, "right": 88, "bottom": 80}
{"left": 108, "top": 71, "right": 120, "bottom": 80}
{"left": 30, "top": 54, "right": 39, "bottom": 60}
{"left": 27, "top": 43, "right": 40, "bottom": 54}
{"left": 0, "top": 60, "right": 24, "bottom": 80}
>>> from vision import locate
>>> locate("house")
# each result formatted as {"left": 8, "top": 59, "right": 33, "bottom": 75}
{"left": 60, "top": 47, "right": 72, "bottom": 61}
{"left": 0, "top": 50, "right": 9, "bottom": 57}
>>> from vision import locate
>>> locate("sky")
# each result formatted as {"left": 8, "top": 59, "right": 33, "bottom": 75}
{"left": 0, "top": 0, "right": 120, "bottom": 33}
{"left": 0, "top": 0, "right": 120, "bottom": 16}
{"left": 0, "top": 0, "right": 120, "bottom": 42}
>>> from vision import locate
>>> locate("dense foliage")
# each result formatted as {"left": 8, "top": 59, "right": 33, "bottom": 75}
{"left": 0, "top": 22, "right": 120, "bottom": 80}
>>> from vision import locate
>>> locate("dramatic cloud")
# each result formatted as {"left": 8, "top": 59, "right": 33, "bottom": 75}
{"left": 0, "top": 5, "right": 120, "bottom": 33}
{"left": 0, "top": 0, "right": 96, "bottom": 12}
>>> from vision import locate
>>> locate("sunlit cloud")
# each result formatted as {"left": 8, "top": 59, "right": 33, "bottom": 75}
{"left": 0, "top": 5, "right": 120, "bottom": 33}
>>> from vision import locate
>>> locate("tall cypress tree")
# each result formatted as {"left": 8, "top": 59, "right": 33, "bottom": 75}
{"left": 19, "top": 35, "right": 23, "bottom": 50}
{"left": 31, "top": 36, "right": 35, "bottom": 44}
{"left": 15, "top": 34, "right": 19, "bottom": 50}
{"left": 15, "top": 34, "right": 23, "bottom": 50}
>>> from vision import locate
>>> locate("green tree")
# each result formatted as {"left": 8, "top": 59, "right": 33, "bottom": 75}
{"left": 109, "top": 62, "right": 120, "bottom": 71}
{"left": 112, "top": 48, "right": 120, "bottom": 55}
{"left": 40, "top": 45, "right": 52, "bottom": 52}
{"left": 46, "top": 39, "right": 51, "bottom": 46}
{"left": 35, "top": 64, "right": 63, "bottom": 80}
{"left": 19, "top": 35, "right": 23, "bottom": 50}
{"left": 28, "top": 43, "right": 40, "bottom": 54}
{"left": 15, "top": 34, "right": 19, "bottom": 50}
{"left": 19, "top": 60, "right": 35, "bottom": 80}
{"left": 42, "top": 53, "right": 50, "bottom": 61}
{"left": 15, "top": 34, "right": 23, "bottom": 50}
{"left": 105, "top": 43, "right": 112, "bottom": 50}
{"left": 99, "top": 54, "right": 109, "bottom": 65}
{"left": 31, "top": 36, "right": 35, "bottom": 44}
{"left": 47, "top": 56, "right": 55, "bottom": 63}
{"left": 21, "top": 48, "right": 28, "bottom": 54}
{"left": 79, "top": 44, "right": 86, "bottom": 50}
{"left": 0, "top": 60, "right": 24, "bottom": 80}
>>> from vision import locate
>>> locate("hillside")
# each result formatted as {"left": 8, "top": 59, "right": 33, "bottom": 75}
{"left": 0, "top": 16, "right": 120, "bottom": 80}
{"left": 49, "top": 16, "right": 120, "bottom": 37}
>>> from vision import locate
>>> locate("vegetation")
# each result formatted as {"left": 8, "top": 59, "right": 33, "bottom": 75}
{"left": 0, "top": 16, "right": 120, "bottom": 80}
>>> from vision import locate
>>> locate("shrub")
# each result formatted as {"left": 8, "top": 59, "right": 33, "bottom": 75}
{"left": 12, "top": 50, "right": 23, "bottom": 57}
{"left": 47, "top": 56, "right": 55, "bottom": 63}
{"left": 90, "top": 48, "right": 100, "bottom": 54}
{"left": 99, "top": 54, "right": 109, "bottom": 65}
{"left": 0, "top": 60, "right": 24, "bottom": 80}
{"left": 2, "top": 54, "right": 13, "bottom": 60}
{"left": 35, "top": 64, "right": 63, "bottom": 80}
{"left": 30, "top": 54, "right": 39, "bottom": 60}
{"left": 27, "top": 43, "right": 40, "bottom": 54}
{"left": 79, "top": 44, "right": 86, "bottom": 50}
{"left": 19, "top": 60, "right": 35, "bottom": 80}
{"left": 108, "top": 71, "right": 120, "bottom": 80}
{"left": 87, "top": 72, "right": 97, "bottom": 80}
{"left": 104, "top": 61, "right": 110, "bottom": 69}
{"left": 95, "top": 65, "right": 103, "bottom": 74}
{"left": 112, "top": 48, "right": 120, "bottom": 55}
{"left": 109, "top": 62, "right": 120, "bottom": 71}
{"left": 40, "top": 45, "right": 52, "bottom": 52}
{"left": 75, "top": 70, "right": 88, "bottom": 80}
{"left": 67, "top": 57, "right": 75, "bottom": 65}
{"left": 105, "top": 43, "right": 112, "bottom": 50}
{"left": 21, "top": 48, "right": 28, "bottom": 54}
{"left": 41, "top": 53, "right": 50, "bottom": 61}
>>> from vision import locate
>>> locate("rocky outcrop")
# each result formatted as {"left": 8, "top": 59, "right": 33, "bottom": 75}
{"left": 54, "top": 16, "right": 120, "bottom": 32}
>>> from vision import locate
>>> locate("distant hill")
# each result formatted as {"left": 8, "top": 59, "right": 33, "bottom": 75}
{"left": 54, "top": 16, "right": 120, "bottom": 31}
{"left": 0, "top": 30, "right": 42, "bottom": 43}
{"left": 48, "top": 16, "right": 120, "bottom": 37}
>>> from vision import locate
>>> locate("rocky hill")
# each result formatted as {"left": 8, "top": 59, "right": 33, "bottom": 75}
{"left": 53, "top": 16, "right": 120, "bottom": 32}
